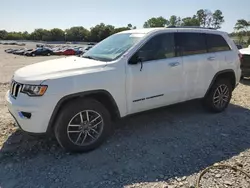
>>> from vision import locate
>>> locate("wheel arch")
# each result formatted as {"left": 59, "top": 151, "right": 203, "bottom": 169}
{"left": 46, "top": 90, "right": 121, "bottom": 134}
{"left": 204, "top": 69, "right": 236, "bottom": 97}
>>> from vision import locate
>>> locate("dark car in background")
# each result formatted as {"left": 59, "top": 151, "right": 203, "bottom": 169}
{"left": 25, "top": 48, "right": 54, "bottom": 56}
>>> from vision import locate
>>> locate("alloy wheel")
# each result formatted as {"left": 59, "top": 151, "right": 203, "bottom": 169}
{"left": 67, "top": 110, "right": 104, "bottom": 146}
{"left": 212, "top": 84, "right": 230, "bottom": 109}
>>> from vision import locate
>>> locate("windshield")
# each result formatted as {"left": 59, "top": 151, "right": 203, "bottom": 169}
{"left": 82, "top": 33, "right": 145, "bottom": 61}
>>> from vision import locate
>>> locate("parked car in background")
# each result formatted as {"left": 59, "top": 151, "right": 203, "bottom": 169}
{"left": 80, "top": 46, "right": 93, "bottom": 55}
{"left": 239, "top": 46, "right": 250, "bottom": 78}
{"left": 5, "top": 48, "right": 16, "bottom": 53}
{"left": 74, "top": 48, "right": 83, "bottom": 55}
{"left": 13, "top": 48, "right": 31, "bottom": 55}
{"left": 62, "top": 49, "right": 76, "bottom": 55}
{"left": 25, "top": 48, "right": 54, "bottom": 56}
{"left": 2, "top": 41, "right": 18, "bottom": 45}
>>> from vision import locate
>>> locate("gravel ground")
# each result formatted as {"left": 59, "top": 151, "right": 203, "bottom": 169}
{"left": 0, "top": 44, "right": 250, "bottom": 188}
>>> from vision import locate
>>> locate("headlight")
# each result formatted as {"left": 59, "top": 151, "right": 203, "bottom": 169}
{"left": 21, "top": 84, "right": 47, "bottom": 96}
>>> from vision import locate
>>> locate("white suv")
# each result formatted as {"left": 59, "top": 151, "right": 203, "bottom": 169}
{"left": 6, "top": 27, "right": 241, "bottom": 152}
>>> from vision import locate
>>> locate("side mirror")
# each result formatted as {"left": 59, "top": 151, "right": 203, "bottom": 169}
{"left": 128, "top": 50, "right": 146, "bottom": 65}
{"left": 137, "top": 50, "right": 146, "bottom": 62}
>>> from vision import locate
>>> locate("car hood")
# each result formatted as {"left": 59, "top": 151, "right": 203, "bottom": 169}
{"left": 14, "top": 56, "right": 107, "bottom": 83}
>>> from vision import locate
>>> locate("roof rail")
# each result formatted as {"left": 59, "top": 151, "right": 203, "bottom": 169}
{"left": 167, "top": 26, "right": 215, "bottom": 30}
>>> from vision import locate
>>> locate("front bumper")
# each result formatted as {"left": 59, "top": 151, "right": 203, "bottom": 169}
{"left": 5, "top": 90, "right": 55, "bottom": 134}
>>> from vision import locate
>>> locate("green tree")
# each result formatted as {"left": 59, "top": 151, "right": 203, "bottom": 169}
{"left": 181, "top": 16, "right": 200, "bottom": 26}
{"left": 127, "top": 24, "right": 132, "bottom": 29}
{"left": 22, "top": 31, "right": 30, "bottom": 40}
{"left": 234, "top": 19, "right": 250, "bottom": 43}
{"left": 234, "top": 19, "right": 250, "bottom": 32}
{"left": 143, "top": 16, "right": 169, "bottom": 28}
{"left": 212, "top": 10, "right": 224, "bottom": 29}
{"left": 169, "top": 15, "right": 181, "bottom": 26}
{"left": 0, "top": 30, "right": 8, "bottom": 40}
{"left": 65, "top": 26, "right": 89, "bottom": 42}
{"left": 113, "top": 27, "right": 130, "bottom": 34}
{"left": 127, "top": 24, "right": 137, "bottom": 29}
{"left": 50, "top": 28, "right": 65, "bottom": 41}
{"left": 247, "top": 37, "right": 250, "bottom": 45}
{"left": 196, "top": 9, "right": 213, "bottom": 27}
{"left": 30, "top": 29, "right": 50, "bottom": 41}
{"left": 88, "top": 23, "right": 115, "bottom": 42}
{"left": 5, "top": 32, "right": 24, "bottom": 40}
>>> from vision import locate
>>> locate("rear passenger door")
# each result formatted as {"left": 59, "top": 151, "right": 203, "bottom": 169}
{"left": 176, "top": 31, "right": 215, "bottom": 101}
{"left": 206, "top": 33, "right": 233, "bottom": 73}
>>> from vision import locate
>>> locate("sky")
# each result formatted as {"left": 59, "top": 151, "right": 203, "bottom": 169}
{"left": 1, "top": 0, "right": 250, "bottom": 33}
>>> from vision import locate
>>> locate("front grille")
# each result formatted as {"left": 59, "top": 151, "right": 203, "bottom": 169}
{"left": 10, "top": 81, "right": 23, "bottom": 98}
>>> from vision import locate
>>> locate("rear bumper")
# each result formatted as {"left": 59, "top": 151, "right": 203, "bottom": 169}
{"left": 241, "top": 69, "right": 250, "bottom": 77}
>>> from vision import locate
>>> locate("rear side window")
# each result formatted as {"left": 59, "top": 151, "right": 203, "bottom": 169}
{"left": 176, "top": 32, "right": 207, "bottom": 56}
{"left": 206, "top": 34, "right": 231, "bottom": 52}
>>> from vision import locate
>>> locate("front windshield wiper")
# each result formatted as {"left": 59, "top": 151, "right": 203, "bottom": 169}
{"left": 82, "top": 55, "right": 96, "bottom": 60}
{"left": 82, "top": 55, "right": 109, "bottom": 62}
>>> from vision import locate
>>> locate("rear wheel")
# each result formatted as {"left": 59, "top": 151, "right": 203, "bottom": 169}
{"left": 32, "top": 53, "right": 35, "bottom": 57}
{"left": 54, "top": 98, "right": 112, "bottom": 153}
{"left": 203, "top": 79, "right": 232, "bottom": 113}
{"left": 47, "top": 53, "right": 51, "bottom": 56}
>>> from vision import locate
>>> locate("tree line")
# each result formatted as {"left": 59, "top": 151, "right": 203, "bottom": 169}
{"left": 0, "top": 24, "right": 136, "bottom": 42}
{"left": 0, "top": 8, "right": 249, "bottom": 44}
{"left": 230, "top": 19, "right": 250, "bottom": 44}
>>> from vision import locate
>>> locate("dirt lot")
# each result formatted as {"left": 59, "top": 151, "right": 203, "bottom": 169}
{"left": 0, "top": 44, "right": 250, "bottom": 188}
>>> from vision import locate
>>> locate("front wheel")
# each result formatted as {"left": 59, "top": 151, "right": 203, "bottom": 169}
{"left": 203, "top": 79, "right": 232, "bottom": 113}
{"left": 54, "top": 98, "right": 112, "bottom": 153}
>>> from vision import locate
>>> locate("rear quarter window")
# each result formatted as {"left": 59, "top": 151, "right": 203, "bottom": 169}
{"left": 206, "top": 34, "right": 231, "bottom": 53}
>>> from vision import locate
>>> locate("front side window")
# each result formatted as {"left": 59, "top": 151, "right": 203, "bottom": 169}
{"left": 129, "top": 33, "right": 175, "bottom": 63}
{"left": 82, "top": 33, "right": 145, "bottom": 61}
{"left": 206, "top": 34, "right": 231, "bottom": 52}
{"left": 176, "top": 32, "right": 207, "bottom": 56}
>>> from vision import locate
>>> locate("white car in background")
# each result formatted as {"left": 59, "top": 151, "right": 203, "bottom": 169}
{"left": 239, "top": 45, "right": 250, "bottom": 78}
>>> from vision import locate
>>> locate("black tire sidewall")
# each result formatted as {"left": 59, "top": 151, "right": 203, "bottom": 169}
{"left": 204, "top": 79, "right": 232, "bottom": 113}
{"left": 54, "top": 98, "right": 112, "bottom": 152}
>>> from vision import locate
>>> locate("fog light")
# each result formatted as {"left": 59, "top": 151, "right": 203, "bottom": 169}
{"left": 18, "top": 111, "right": 31, "bottom": 119}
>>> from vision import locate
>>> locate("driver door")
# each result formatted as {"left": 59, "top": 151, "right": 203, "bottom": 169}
{"left": 126, "top": 32, "right": 184, "bottom": 114}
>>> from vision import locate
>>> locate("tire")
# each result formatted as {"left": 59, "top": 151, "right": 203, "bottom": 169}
{"left": 54, "top": 98, "right": 112, "bottom": 153}
{"left": 47, "top": 53, "right": 51, "bottom": 56}
{"left": 32, "top": 53, "right": 35, "bottom": 57}
{"left": 203, "top": 78, "right": 232, "bottom": 113}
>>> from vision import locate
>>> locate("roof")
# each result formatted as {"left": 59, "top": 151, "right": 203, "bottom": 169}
{"left": 119, "top": 28, "right": 166, "bottom": 34}
{"left": 119, "top": 27, "right": 226, "bottom": 35}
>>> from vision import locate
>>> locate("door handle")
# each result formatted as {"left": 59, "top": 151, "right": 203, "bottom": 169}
{"left": 169, "top": 62, "right": 180, "bottom": 67}
{"left": 208, "top": 56, "right": 215, "bottom": 61}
